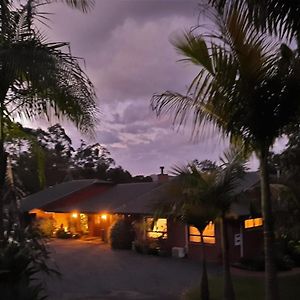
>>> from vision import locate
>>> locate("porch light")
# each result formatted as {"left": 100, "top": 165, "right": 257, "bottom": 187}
{"left": 71, "top": 212, "right": 78, "bottom": 219}
{"left": 101, "top": 214, "right": 107, "bottom": 221}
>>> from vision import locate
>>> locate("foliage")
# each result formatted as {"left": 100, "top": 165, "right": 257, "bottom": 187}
{"left": 277, "top": 237, "right": 300, "bottom": 267}
{"left": 0, "top": 1, "right": 97, "bottom": 133}
{"left": 37, "top": 217, "right": 55, "bottom": 238}
{"left": 151, "top": 2, "right": 300, "bottom": 298}
{"left": 209, "top": 0, "right": 300, "bottom": 44}
{"left": 6, "top": 123, "right": 141, "bottom": 194}
{"left": 192, "top": 159, "right": 219, "bottom": 173}
{"left": 0, "top": 226, "right": 60, "bottom": 300}
{"left": 110, "top": 219, "right": 135, "bottom": 250}
{"left": 157, "top": 148, "right": 246, "bottom": 300}
{"left": 152, "top": 4, "right": 300, "bottom": 152}
{"left": 237, "top": 255, "right": 294, "bottom": 272}
{"left": 268, "top": 141, "right": 300, "bottom": 240}
{"left": 164, "top": 148, "right": 246, "bottom": 224}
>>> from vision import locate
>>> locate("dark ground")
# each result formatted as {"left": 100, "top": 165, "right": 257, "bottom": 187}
{"left": 46, "top": 239, "right": 220, "bottom": 300}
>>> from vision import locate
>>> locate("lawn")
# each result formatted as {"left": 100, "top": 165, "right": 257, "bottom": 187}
{"left": 184, "top": 273, "right": 300, "bottom": 300}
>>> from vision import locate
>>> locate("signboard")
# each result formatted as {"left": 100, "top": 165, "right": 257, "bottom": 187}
{"left": 234, "top": 233, "right": 241, "bottom": 246}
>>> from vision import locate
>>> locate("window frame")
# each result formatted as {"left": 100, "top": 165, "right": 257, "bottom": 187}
{"left": 244, "top": 217, "right": 263, "bottom": 229}
{"left": 189, "top": 221, "right": 216, "bottom": 244}
{"left": 146, "top": 217, "right": 168, "bottom": 239}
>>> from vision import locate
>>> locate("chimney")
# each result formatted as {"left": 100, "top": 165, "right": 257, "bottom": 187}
{"left": 157, "top": 166, "right": 169, "bottom": 182}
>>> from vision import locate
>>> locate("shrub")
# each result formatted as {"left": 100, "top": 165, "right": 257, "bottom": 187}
{"left": 238, "top": 254, "right": 294, "bottom": 271}
{"left": 0, "top": 226, "right": 60, "bottom": 300}
{"left": 110, "top": 219, "right": 135, "bottom": 249}
{"left": 37, "top": 217, "right": 55, "bottom": 237}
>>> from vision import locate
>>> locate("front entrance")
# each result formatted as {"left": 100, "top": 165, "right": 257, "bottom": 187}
{"left": 89, "top": 213, "right": 114, "bottom": 242}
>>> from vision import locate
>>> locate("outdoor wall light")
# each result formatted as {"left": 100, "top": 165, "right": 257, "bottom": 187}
{"left": 101, "top": 214, "right": 107, "bottom": 221}
{"left": 71, "top": 212, "right": 78, "bottom": 219}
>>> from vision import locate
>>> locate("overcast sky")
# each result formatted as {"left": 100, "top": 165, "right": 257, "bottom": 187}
{"left": 28, "top": 0, "right": 272, "bottom": 175}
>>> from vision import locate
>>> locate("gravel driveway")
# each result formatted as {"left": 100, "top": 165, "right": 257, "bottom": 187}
{"left": 46, "top": 239, "right": 220, "bottom": 300}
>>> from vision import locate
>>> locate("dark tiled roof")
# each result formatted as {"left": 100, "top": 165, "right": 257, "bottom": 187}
{"left": 114, "top": 180, "right": 178, "bottom": 215}
{"left": 20, "top": 172, "right": 260, "bottom": 217}
{"left": 233, "top": 172, "right": 259, "bottom": 194}
{"left": 75, "top": 182, "right": 161, "bottom": 213}
{"left": 20, "top": 179, "right": 110, "bottom": 212}
{"left": 231, "top": 172, "right": 260, "bottom": 216}
{"left": 116, "top": 172, "right": 260, "bottom": 216}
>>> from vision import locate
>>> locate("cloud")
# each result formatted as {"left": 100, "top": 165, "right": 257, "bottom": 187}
{"left": 21, "top": 1, "right": 265, "bottom": 175}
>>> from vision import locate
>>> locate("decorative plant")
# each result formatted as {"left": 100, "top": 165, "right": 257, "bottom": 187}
{"left": 110, "top": 219, "right": 135, "bottom": 250}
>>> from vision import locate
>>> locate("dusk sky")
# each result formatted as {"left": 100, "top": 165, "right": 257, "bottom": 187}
{"left": 28, "top": 0, "right": 284, "bottom": 175}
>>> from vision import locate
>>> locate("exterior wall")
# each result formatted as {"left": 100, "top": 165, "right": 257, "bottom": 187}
{"left": 52, "top": 213, "right": 70, "bottom": 230}
{"left": 242, "top": 225, "right": 264, "bottom": 259}
{"left": 166, "top": 219, "right": 186, "bottom": 250}
{"left": 227, "top": 219, "right": 243, "bottom": 262}
{"left": 42, "top": 184, "right": 111, "bottom": 212}
{"left": 184, "top": 219, "right": 264, "bottom": 263}
{"left": 227, "top": 218, "right": 264, "bottom": 260}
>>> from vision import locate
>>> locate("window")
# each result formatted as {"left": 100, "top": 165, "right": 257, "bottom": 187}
{"left": 244, "top": 217, "right": 263, "bottom": 229}
{"left": 146, "top": 218, "right": 167, "bottom": 239}
{"left": 189, "top": 222, "right": 215, "bottom": 244}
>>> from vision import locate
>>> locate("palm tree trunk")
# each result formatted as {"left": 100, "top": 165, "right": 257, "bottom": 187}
{"left": 0, "top": 101, "right": 6, "bottom": 244}
{"left": 0, "top": 83, "right": 9, "bottom": 245}
{"left": 259, "top": 147, "right": 279, "bottom": 300}
{"left": 200, "top": 231, "right": 210, "bottom": 300}
{"left": 220, "top": 216, "right": 235, "bottom": 300}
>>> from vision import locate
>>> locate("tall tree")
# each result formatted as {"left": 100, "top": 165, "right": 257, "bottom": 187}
{"left": 0, "top": 0, "right": 96, "bottom": 242}
{"left": 151, "top": 3, "right": 300, "bottom": 300}
{"left": 159, "top": 149, "right": 246, "bottom": 300}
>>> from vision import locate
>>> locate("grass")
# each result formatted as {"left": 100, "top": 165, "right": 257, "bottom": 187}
{"left": 184, "top": 273, "right": 300, "bottom": 300}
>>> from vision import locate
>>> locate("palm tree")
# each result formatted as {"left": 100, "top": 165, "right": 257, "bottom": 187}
{"left": 160, "top": 149, "right": 246, "bottom": 300}
{"left": 166, "top": 165, "right": 217, "bottom": 300}
{"left": 151, "top": 3, "right": 300, "bottom": 300}
{"left": 0, "top": 0, "right": 96, "bottom": 241}
{"left": 210, "top": 0, "right": 300, "bottom": 45}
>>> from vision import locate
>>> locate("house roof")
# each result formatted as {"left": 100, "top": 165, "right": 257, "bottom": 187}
{"left": 74, "top": 181, "right": 161, "bottom": 213}
{"left": 20, "top": 179, "right": 110, "bottom": 212}
{"left": 20, "top": 172, "right": 260, "bottom": 217}
{"left": 233, "top": 172, "right": 260, "bottom": 194}
{"left": 230, "top": 172, "right": 260, "bottom": 216}
{"left": 114, "top": 180, "right": 178, "bottom": 215}
{"left": 119, "top": 172, "right": 260, "bottom": 216}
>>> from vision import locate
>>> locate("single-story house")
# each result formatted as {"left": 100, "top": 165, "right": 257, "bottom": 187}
{"left": 20, "top": 170, "right": 264, "bottom": 263}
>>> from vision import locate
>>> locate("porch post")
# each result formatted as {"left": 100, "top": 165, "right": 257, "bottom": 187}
{"left": 240, "top": 222, "right": 244, "bottom": 258}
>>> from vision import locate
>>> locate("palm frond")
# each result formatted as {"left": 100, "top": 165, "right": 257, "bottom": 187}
{"left": 1, "top": 32, "right": 97, "bottom": 133}
{"left": 32, "top": 0, "right": 94, "bottom": 13}
{"left": 152, "top": 3, "right": 300, "bottom": 151}
{"left": 209, "top": 0, "right": 300, "bottom": 42}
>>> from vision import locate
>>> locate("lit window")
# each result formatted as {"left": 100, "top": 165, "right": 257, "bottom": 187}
{"left": 146, "top": 218, "right": 167, "bottom": 239}
{"left": 244, "top": 218, "right": 263, "bottom": 229}
{"left": 189, "top": 222, "right": 215, "bottom": 244}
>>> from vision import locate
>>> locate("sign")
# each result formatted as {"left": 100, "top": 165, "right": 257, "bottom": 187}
{"left": 234, "top": 233, "right": 241, "bottom": 246}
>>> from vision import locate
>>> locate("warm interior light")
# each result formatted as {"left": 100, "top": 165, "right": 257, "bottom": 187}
{"left": 244, "top": 217, "right": 263, "bottom": 229}
{"left": 189, "top": 222, "right": 215, "bottom": 244}
{"left": 71, "top": 212, "right": 78, "bottom": 219}
{"left": 101, "top": 214, "right": 107, "bottom": 220}
{"left": 147, "top": 218, "right": 167, "bottom": 239}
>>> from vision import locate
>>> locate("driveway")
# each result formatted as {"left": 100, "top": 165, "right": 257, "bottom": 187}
{"left": 46, "top": 239, "right": 220, "bottom": 300}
